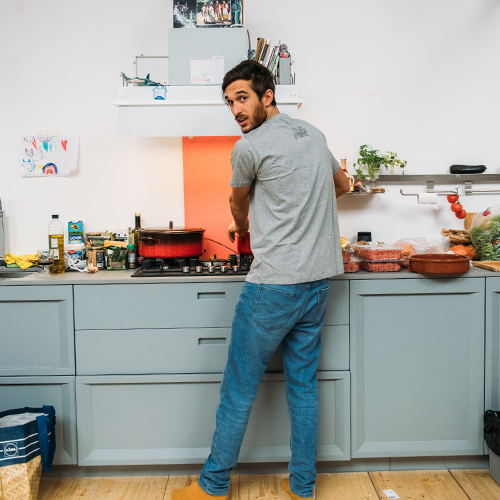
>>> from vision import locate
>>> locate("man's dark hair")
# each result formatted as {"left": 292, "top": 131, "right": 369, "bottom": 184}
{"left": 222, "top": 60, "right": 276, "bottom": 106}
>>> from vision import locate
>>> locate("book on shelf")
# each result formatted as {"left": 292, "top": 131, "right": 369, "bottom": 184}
{"left": 254, "top": 38, "right": 264, "bottom": 61}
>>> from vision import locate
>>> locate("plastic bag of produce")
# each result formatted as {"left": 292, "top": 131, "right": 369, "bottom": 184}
{"left": 105, "top": 245, "right": 128, "bottom": 270}
{"left": 485, "top": 410, "right": 500, "bottom": 456}
{"left": 469, "top": 207, "right": 500, "bottom": 261}
{"left": 393, "top": 237, "right": 449, "bottom": 267}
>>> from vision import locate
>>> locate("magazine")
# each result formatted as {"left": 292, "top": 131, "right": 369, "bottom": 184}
{"left": 173, "top": 0, "right": 244, "bottom": 28}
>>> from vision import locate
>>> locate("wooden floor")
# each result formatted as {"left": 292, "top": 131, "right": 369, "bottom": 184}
{"left": 38, "top": 470, "right": 500, "bottom": 500}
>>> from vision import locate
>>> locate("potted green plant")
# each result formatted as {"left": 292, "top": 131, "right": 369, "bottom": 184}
{"left": 354, "top": 145, "right": 407, "bottom": 187}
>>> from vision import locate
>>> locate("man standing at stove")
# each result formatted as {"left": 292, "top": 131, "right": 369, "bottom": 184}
{"left": 173, "top": 60, "right": 350, "bottom": 500}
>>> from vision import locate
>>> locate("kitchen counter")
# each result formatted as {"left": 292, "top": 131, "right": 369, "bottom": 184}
{"left": 0, "top": 266, "right": 497, "bottom": 285}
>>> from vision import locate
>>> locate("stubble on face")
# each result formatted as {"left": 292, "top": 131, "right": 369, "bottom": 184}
{"left": 225, "top": 80, "right": 269, "bottom": 134}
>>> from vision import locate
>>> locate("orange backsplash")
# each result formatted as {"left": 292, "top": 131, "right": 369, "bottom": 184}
{"left": 183, "top": 136, "right": 241, "bottom": 259}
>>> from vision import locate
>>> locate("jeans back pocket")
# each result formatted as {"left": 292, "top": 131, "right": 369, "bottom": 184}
{"left": 252, "top": 285, "right": 301, "bottom": 331}
{"left": 312, "top": 286, "right": 330, "bottom": 325}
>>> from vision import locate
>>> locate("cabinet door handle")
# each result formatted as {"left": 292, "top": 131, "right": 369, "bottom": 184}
{"left": 197, "top": 292, "right": 226, "bottom": 300}
{"left": 198, "top": 338, "right": 227, "bottom": 345}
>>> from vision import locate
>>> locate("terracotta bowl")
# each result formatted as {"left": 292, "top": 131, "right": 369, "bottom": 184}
{"left": 408, "top": 253, "right": 471, "bottom": 275}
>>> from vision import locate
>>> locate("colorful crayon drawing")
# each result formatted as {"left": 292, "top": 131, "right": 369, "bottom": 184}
{"left": 19, "top": 134, "right": 79, "bottom": 177}
{"left": 42, "top": 163, "right": 58, "bottom": 175}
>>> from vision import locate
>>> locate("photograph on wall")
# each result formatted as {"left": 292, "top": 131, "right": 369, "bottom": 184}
{"left": 173, "top": 0, "right": 244, "bottom": 28}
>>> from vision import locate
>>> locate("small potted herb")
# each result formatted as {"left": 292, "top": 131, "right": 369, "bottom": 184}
{"left": 354, "top": 145, "right": 407, "bottom": 187}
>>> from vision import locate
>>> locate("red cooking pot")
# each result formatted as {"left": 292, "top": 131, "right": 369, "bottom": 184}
{"left": 237, "top": 232, "right": 253, "bottom": 256}
{"left": 138, "top": 225, "right": 205, "bottom": 259}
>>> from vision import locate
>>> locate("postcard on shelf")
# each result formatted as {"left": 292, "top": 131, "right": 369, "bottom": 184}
{"left": 191, "top": 59, "right": 225, "bottom": 84}
{"left": 173, "top": 0, "right": 244, "bottom": 28}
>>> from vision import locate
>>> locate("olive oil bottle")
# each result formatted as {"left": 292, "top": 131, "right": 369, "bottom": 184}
{"left": 48, "top": 214, "right": 65, "bottom": 274}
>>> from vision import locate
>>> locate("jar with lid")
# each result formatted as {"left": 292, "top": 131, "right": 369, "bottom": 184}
{"left": 127, "top": 244, "right": 136, "bottom": 269}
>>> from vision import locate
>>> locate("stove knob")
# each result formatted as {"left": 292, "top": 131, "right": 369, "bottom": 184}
{"left": 208, "top": 260, "right": 215, "bottom": 267}
{"left": 190, "top": 258, "right": 199, "bottom": 268}
{"left": 208, "top": 266, "right": 215, "bottom": 273}
{"left": 220, "top": 265, "right": 228, "bottom": 273}
{"left": 183, "top": 266, "right": 190, "bottom": 273}
{"left": 195, "top": 265, "right": 203, "bottom": 273}
{"left": 232, "top": 265, "right": 240, "bottom": 273}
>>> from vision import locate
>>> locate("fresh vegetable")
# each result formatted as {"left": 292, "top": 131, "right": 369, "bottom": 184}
{"left": 451, "top": 244, "right": 473, "bottom": 259}
{"left": 451, "top": 203, "right": 463, "bottom": 213}
{"left": 455, "top": 210, "right": 467, "bottom": 219}
{"left": 447, "top": 194, "right": 459, "bottom": 203}
{"left": 470, "top": 216, "right": 500, "bottom": 260}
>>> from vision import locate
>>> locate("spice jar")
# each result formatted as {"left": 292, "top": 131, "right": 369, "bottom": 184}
{"left": 127, "top": 244, "right": 136, "bottom": 269}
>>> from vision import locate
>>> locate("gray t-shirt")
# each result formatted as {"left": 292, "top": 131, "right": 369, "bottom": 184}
{"left": 230, "top": 113, "right": 344, "bottom": 284}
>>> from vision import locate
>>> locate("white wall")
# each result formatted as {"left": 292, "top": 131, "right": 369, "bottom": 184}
{"left": 1, "top": 0, "right": 500, "bottom": 252}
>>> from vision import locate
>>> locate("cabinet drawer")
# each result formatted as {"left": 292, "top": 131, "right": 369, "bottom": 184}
{"left": 0, "top": 377, "right": 77, "bottom": 465}
{"left": 76, "top": 328, "right": 232, "bottom": 375}
{"left": 267, "top": 325, "right": 349, "bottom": 372}
{"left": 74, "top": 283, "right": 244, "bottom": 330}
{"left": 0, "top": 285, "right": 75, "bottom": 376}
{"left": 76, "top": 372, "right": 350, "bottom": 465}
{"left": 76, "top": 325, "right": 349, "bottom": 376}
{"left": 324, "top": 280, "right": 349, "bottom": 325}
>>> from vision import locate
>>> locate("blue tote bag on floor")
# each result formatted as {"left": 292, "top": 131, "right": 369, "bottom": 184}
{"left": 0, "top": 405, "right": 56, "bottom": 471}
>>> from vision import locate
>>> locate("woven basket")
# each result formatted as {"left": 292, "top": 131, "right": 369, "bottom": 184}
{"left": 0, "top": 455, "right": 41, "bottom": 500}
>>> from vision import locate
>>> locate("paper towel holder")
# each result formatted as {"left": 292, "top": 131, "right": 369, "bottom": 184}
{"left": 400, "top": 181, "right": 458, "bottom": 196}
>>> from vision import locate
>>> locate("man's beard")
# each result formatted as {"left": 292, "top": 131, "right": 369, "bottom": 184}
{"left": 236, "top": 102, "right": 268, "bottom": 134}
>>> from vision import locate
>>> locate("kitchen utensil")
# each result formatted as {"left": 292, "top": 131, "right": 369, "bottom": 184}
{"left": 472, "top": 261, "right": 500, "bottom": 272}
{"left": 138, "top": 224, "right": 205, "bottom": 259}
{"left": 408, "top": 253, "right": 470, "bottom": 274}
{"left": 236, "top": 232, "right": 252, "bottom": 255}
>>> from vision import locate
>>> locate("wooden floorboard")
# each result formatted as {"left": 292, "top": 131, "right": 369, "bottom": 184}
{"left": 450, "top": 469, "right": 500, "bottom": 500}
{"left": 163, "top": 475, "right": 198, "bottom": 500}
{"left": 316, "top": 472, "right": 379, "bottom": 500}
{"left": 370, "top": 470, "right": 470, "bottom": 500}
{"left": 229, "top": 473, "right": 288, "bottom": 500}
{"left": 37, "top": 471, "right": 500, "bottom": 500}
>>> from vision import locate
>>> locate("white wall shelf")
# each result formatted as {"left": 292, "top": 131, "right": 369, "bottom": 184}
{"left": 114, "top": 85, "right": 301, "bottom": 137}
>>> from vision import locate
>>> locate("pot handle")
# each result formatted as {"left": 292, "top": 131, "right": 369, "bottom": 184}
{"left": 140, "top": 236, "right": 160, "bottom": 246}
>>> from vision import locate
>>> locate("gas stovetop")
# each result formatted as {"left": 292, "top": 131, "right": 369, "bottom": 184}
{"left": 131, "top": 254, "right": 252, "bottom": 277}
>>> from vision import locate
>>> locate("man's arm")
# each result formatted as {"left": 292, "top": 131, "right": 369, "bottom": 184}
{"left": 334, "top": 168, "right": 350, "bottom": 198}
{"left": 228, "top": 185, "right": 252, "bottom": 243}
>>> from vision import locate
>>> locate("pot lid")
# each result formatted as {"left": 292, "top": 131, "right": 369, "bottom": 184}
{"left": 138, "top": 226, "right": 205, "bottom": 234}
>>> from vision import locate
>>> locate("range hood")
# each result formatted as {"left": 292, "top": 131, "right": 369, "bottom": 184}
{"left": 114, "top": 85, "right": 302, "bottom": 137}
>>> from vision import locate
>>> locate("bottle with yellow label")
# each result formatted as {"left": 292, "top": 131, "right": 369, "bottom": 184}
{"left": 48, "top": 214, "right": 65, "bottom": 274}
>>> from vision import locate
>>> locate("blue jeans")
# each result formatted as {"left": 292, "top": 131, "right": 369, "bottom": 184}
{"left": 198, "top": 279, "right": 330, "bottom": 498}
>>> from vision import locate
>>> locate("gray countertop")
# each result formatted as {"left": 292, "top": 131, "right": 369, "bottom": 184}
{"left": 0, "top": 266, "right": 498, "bottom": 285}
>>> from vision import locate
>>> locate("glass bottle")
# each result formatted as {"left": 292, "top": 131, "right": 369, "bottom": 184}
{"left": 133, "top": 213, "right": 141, "bottom": 250}
{"left": 48, "top": 215, "right": 65, "bottom": 274}
{"left": 341, "top": 156, "right": 355, "bottom": 192}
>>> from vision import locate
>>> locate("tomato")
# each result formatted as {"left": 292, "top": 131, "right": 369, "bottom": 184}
{"left": 447, "top": 194, "right": 459, "bottom": 203}
{"left": 455, "top": 210, "right": 467, "bottom": 219}
{"left": 451, "top": 203, "right": 463, "bottom": 213}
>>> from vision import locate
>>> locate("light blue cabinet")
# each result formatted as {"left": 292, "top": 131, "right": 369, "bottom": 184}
{"left": 0, "top": 285, "right": 74, "bottom": 376}
{"left": 0, "top": 376, "right": 77, "bottom": 464}
{"left": 76, "top": 372, "right": 350, "bottom": 466}
{"left": 486, "top": 278, "right": 500, "bottom": 412}
{"left": 350, "top": 278, "right": 485, "bottom": 458}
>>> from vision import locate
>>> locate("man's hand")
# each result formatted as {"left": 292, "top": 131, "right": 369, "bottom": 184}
{"left": 228, "top": 220, "right": 249, "bottom": 243}
{"left": 334, "top": 168, "right": 351, "bottom": 198}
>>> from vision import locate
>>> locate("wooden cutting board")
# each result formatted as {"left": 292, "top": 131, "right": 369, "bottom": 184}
{"left": 473, "top": 261, "right": 500, "bottom": 272}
